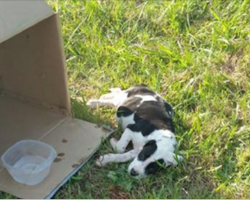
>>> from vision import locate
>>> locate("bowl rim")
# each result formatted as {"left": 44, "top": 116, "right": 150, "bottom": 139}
{"left": 1, "top": 140, "right": 57, "bottom": 172}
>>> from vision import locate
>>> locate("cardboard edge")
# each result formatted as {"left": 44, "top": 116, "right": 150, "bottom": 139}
{"left": 0, "top": 0, "right": 55, "bottom": 43}
{"left": 45, "top": 147, "right": 98, "bottom": 199}
{"left": 53, "top": 14, "right": 71, "bottom": 116}
{"left": 0, "top": 13, "right": 71, "bottom": 117}
{"left": 0, "top": 122, "right": 114, "bottom": 199}
{"left": 45, "top": 129, "right": 114, "bottom": 199}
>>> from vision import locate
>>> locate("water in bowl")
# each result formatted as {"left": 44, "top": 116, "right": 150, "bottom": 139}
{"left": 14, "top": 155, "right": 45, "bottom": 172}
{"left": 11, "top": 155, "right": 49, "bottom": 185}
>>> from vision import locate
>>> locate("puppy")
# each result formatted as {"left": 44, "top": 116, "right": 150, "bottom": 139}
{"left": 87, "top": 85, "right": 182, "bottom": 178}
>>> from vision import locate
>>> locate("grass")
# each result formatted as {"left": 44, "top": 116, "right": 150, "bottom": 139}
{"left": 1, "top": 0, "right": 250, "bottom": 198}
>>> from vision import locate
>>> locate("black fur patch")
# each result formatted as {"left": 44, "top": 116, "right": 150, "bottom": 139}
{"left": 117, "top": 86, "right": 175, "bottom": 133}
{"left": 155, "top": 96, "right": 174, "bottom": 119}
{"left": 126, "top": 85, "right": 155, "bottom": 97}
{"left": 136, "top": 101, "right": 175, "bottom": 133}
{"left": 127, "top": 120, "right": 157, "bottom": 136}
{"left": 116, "top": 106, "right": 133, "bottom": 117}
{"left": 138, "top": 140, "right": 157, "bottom": 161}
{"left": 133, "top": 113, "right": 141, "bottom": 122}
{"left": 145, "top": 159, "right": 165, "bottom": 175}
{"left": 116, "top": 97, "right": 142, "bottom": 118}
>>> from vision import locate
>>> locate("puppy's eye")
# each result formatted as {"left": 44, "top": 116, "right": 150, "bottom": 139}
{"left": 147, "top": 166, "right": 157, "bottom": 174}
{"left": 145, "top": 159, "right": 165, "bottom": 175}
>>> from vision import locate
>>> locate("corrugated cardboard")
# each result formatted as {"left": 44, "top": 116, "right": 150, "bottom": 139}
{"left": 0, "top": 1, "right": 111, "bottom": 198}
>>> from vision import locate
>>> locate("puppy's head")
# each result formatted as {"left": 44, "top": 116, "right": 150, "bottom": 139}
{"left": 128, "top": 140, "right": 183, "bottom": 178}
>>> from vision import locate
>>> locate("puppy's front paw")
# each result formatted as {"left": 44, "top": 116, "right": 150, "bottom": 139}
{"left": 87, "top": 99, "right": 100, "bottom": 108}
{"left": 172, "top": 155, "right": 184, "bottom": 166}
{"left": 110, "top": 138, "right": 126, "bottom": 153}
{"left": 177, "top": 155, "right": 184, "bottom": 162}
{"left": 110, "top": 138, "right": 118, "bottom": 149}
{"left": 95, "top": 156, "right": 106, "bottom": 167}
{"left": 96, "top": 154, "right": 114, "bottom": 166}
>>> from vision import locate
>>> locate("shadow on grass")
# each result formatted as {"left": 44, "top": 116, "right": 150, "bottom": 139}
{"left": 169, "top": 112, "right": 221, "bottom": 199}
{"left": 71, "top": 98, "right": 115, "bottom": 127}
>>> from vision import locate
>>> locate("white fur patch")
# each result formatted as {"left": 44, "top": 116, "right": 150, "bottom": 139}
{"left": 117, "top": 113, "right": 135, "bottom": 130}
{"left": 87, "top": 88, "right": 128, "bottom": 108}
{"left": 135, "top": 95, "right": 157, "bottom": 102}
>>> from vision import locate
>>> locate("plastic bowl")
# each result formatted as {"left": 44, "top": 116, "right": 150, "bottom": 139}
{"left": 1, "top": 140, "right": 57, "bottom": 186}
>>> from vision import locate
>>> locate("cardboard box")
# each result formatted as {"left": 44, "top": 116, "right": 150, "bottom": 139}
{"left": 0, "top": 1, "right": 111, "bottom": 198}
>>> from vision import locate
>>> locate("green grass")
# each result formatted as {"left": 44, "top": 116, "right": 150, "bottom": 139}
{"left": 1, "top": 0, "right": 250, "bottom": 198}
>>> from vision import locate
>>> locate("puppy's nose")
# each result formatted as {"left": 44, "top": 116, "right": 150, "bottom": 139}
{"left": 130, "top": 168, "right": 139, "bottom": 176}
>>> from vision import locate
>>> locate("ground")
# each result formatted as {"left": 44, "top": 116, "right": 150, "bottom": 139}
{"left": 1, "top": 0, "right": 250, "bottom": 199}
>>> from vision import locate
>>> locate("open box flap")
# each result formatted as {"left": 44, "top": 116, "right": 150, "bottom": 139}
{"left": 0, "top": 95, "right": 112, "bottom": 199}
{"left": 0, "top": 0, "right": 54, "bottom": 43}
{"left": 0, "top": 118, "right": 111, "bottom": 199}
{"left": 0, "top": 14, "right": 71, "bottom": 115}
{"left": 0, "top": 1, "right": 112, "bottom": 198}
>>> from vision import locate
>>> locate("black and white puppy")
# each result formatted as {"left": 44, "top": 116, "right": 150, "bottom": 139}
{"left": 87, "top": 85, "right": 182, "bottom": 178}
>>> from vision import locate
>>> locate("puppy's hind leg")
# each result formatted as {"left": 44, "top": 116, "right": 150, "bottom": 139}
{"left": 87, "top": 91, "right": 118, "bottom": 108}
{"left": 87, "top": 98, "right": 116, "bottom": 108}
{"left": 87, "top": 88, "right": 127, "bottom": 108}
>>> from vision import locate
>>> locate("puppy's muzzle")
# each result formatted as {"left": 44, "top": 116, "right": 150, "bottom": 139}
{"left": 130, "top": 168, "right": 139, "bottom": 177}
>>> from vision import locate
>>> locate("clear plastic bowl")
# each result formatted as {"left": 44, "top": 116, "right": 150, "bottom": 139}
{"left": 1, "top": 140, "right": 57, "bottom": 186}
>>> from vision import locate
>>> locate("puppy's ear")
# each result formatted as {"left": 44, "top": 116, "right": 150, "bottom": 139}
{"left": 164, "top": 101, "right": 175, "bottom": 119}
{"left": 164, "top": 152, "right": 183, "bottom": 166}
